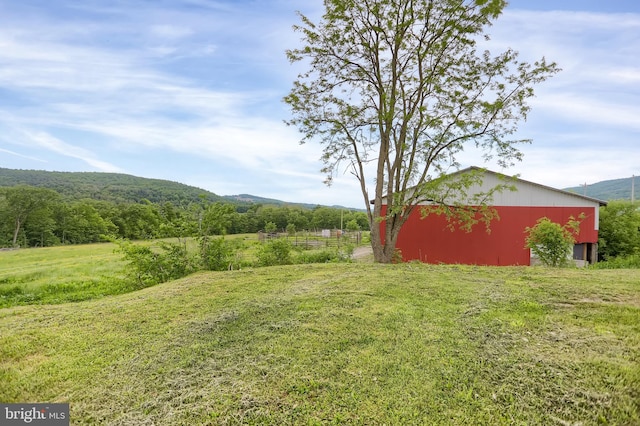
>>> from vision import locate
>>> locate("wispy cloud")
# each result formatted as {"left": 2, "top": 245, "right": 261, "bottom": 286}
{"left": 0, "top": 2, "right": 309, "bottom": 169}
{"left": 0, "top": 148, "right": 47, "bottom": 163}
{"left": 26, "top": 131, "right": 123, "bottom": 172}
{"left": 477, "top": 8, "right": 640, "bottom": 186}
{"left": 530, "top": 94, "right": 640, "bottom": 132}
{"left": 0, "top": 1, "right": 637, "bottom": 206}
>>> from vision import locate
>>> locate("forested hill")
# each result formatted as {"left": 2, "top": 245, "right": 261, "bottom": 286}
{"left": 564, "top": 176, "right": 638, "bottom": 201}
{"left": 3, "top": 167, "right": 635, "bottom": 207}
{"left": 0, "top": 168, "right": 224, "bottom": 205}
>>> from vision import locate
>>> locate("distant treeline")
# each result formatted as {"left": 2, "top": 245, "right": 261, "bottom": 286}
{"left": 0, "top": 185, "right": 369, "bottom": 248}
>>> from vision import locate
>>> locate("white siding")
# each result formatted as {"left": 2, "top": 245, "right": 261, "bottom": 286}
{"left": 463, "top": 171, "right": 603, "bottom": 209}
{"left": 403, "top": 168, "right": 604, "bottom": 230}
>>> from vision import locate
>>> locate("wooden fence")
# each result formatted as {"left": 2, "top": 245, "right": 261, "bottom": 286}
{"left": 258, "top": 230, "right": 363, "bottom": 248}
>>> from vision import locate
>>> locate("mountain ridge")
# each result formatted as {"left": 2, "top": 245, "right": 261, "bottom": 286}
{"left": 0, "top": 168, "right": 355, "bottom": 209}
{"left": 0, "top": 167, "right": 224, "bottom": 205}
{"left": 1, "top": 167, "right": 636, "bottom": 207}
{"left": 563, "top": 175, "right": 638, "bottom": 202}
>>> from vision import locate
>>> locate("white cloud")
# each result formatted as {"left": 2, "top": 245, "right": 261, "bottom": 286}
{"left": 530, "top": 94, "right": 640, "bottom": 131}
{"left": 0, "top": 1, "right": 638, "bottom": 208}
{"left": 0, "top": 148, "right": 47, "bottom": 163}
{"left": 608, "top": 67, "right": 640, "bottom": 83}
{"left": 26, "top": 132, "right": 123, "bottom": 173}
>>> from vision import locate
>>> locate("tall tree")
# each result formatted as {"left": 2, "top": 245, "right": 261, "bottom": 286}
{"left": 0, "top": 185, "right": 60, "bottom": 247}
{"left": 284, "top": 0, "right": 559, "bottom": 262}
{"left": 202, "top": 202, "right": 237, "bottom": 236}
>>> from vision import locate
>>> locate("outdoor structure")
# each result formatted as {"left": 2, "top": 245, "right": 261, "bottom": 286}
{"left": 381, "top": 167, "right": 606, "bottom": 266}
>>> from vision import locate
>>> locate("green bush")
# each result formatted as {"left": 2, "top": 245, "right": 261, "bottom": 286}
{"left": 524, "top": 216, "right": 581, "bottom": 267}
{"left": 296, "top": 249, "right": 340, "bottom": 264}
{"left": 115, "top": 240, "right": 196, "bottom": 287}
{"left": 199, "top": 236, "right": 240, "bottom": 271}
{"left": 256, "top": 238, "right": 293, "bottom": 266}
{"left": 157, "top": 241, "right": 196, "bottom": 279}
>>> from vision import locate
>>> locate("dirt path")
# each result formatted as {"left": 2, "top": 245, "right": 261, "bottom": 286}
{"left": 352, "top": 245, "right": 373, "bottom": 261}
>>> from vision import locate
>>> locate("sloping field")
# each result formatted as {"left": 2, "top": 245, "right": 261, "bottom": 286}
{"left": 1, "top": 264, "right": 638, "bottom": 424}
{"left": 0, "top": 243, "right": 127, "bottom": 307}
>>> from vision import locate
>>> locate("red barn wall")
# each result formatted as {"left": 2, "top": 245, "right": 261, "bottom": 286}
{"left": 381, "top": 206, "right": 599, "bottom": 266}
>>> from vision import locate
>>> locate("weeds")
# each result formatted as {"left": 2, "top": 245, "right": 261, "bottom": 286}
{"left": 592, "top": 254, "right": 640, "bottom": 269}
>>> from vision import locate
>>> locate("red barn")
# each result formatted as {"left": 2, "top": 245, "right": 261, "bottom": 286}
{"left": 382, "top": 167, "right": 606, "bottom": 266}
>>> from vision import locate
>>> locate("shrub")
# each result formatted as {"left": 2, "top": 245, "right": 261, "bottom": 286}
{"left": 264, "top": 221, "right": 278, "bottom": 234}
{"left": 199, "top": 236, "right": 240, "bottom": 271}
{"left": 256, "top": 238, "right": 293, "bottom": 266}
{"left": 524, "top": 216, "right": 581, "bottom": 267}
{"left": 115, "top": 239, "right": 196, "bottom": 287}
{"left": 338, "top": 243, "right": 355, "bottom": 261}
{"left": 157, "top": 241, "right": 197, "bottom": 279}
{"left": 392, "top": 248, "right": 404, "bottom": 264}
{"left": 296, "top": 249, "right": 339, "bottom": 264}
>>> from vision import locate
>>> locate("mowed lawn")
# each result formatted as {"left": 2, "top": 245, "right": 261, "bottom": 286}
{"left": 0, "top": 262, "right": 639, "bottom": 425}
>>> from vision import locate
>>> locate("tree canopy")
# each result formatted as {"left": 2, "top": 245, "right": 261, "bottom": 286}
{"left": 285, "top": 0, "right": 559, "bottom": 262}
{"left": 0, "top": 186, "right": 60, "bottom": 247}
{"left": 0, "top": 184, "right": 368, "bottom": 248}
{"left": 598, "top": 200, "right": 640, "bottom": 260}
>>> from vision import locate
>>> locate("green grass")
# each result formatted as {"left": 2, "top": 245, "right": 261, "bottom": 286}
{"left": 0, "top": 235, "right": 364, "bottom": 308}
{"left": 1, "top": 263, "right": 638, "bottom": 424}
{"left": 0, "top": 243, "right": 129, "bottom": 307}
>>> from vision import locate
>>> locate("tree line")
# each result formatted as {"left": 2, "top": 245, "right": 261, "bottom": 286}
{"left": 0, "top": 185, "right": 369, "bottom": 248}
{"left": 597, "top": 200, "right": 640, "bottom": 264}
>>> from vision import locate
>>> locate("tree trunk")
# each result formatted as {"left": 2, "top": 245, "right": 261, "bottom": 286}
{"left": 369, "top": 212, "right": 400, "bottom": 264}
{"left": 12, "top": 218, "right": 21, "bottom": 247}
{"left": 370, "top": 231, "right": 399, "bottom": 263}
{"left": 370, "top": 218, "right": 385, "bottom": 262}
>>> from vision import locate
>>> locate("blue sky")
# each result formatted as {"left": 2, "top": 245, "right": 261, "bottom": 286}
{"left": 0, "top": 1, "right": 638, "bottom": 208}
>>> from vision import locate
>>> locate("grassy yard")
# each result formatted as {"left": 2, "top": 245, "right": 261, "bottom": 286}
{"left": 1, "top": 263, "right": 638, "bottom": 424}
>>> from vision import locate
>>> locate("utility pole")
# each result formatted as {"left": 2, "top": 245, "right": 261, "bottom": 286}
{"left": 632, "top": 175, "right": 635, "bottom": 204}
